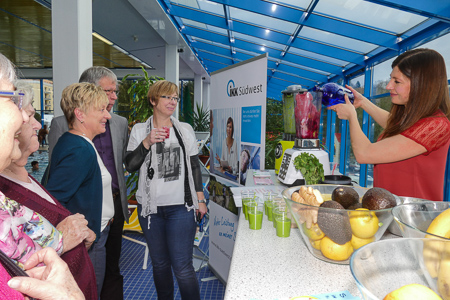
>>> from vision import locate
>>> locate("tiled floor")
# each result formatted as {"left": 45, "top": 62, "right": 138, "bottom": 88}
{"left": 121, "top": 228, "right": 226, "bottom": 300}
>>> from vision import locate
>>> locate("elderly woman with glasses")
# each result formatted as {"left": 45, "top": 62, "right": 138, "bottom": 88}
{"left": 0, "top": 52, "right": 85, "bottom": 300}
{"left": 0, "top": 81, "right": 98, "bottom": 299}
{"left": 44, "top": 82, "right": 114, "bottom": 295}
{"left": 125, "top": 80, "right": 207, "bottom": 300}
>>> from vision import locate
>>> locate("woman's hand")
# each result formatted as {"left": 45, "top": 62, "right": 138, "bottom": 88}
{"left": 84, "top": 229, "right": 96, "bottom": 250}
{"left": 8, "top": 248, "right": 85, "bottom": 300}
{"left": 345, "top": 84, "right": 367, "bottom": 109}
{"left": 328, "top": 95, "right": 357, "bottom": 121}
{"left": 56, "top": 213, "right": 92, "bottom": 253}
{"left": 142, "top": 128, "right": 169, "bottom": 149}
{"left": 197, "top": 203, "right": 208, "bottom": 220}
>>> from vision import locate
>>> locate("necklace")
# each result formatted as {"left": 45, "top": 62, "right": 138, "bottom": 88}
{"left": 70, "top": 129, "right": 87, "bottom": 137}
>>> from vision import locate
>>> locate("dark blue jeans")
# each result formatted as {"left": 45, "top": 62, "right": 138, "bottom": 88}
{"left": 137, "top": 204, "right": 200, "bottom": 300}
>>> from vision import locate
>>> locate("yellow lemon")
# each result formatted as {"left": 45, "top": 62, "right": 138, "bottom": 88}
{"left": 351, "top": 234, "right": 375, "bottom": 250}
{"left": 349, "top": 208, "right": 379, "bottom": 239}
{"left": 320, "top": 236, "right": 353, "bottom": 261}
{"left": 309, "top": 238, "right": 321, "bottom": 250}
{"left": 302, "top": 222, "right": 324, "bottom": 241}
{"left": 384, "top": 283, "right": 442, "bottom": 300}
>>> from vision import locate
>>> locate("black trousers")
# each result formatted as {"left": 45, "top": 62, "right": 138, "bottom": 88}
{"left": 100, "top": 191, "right": 125, "bottom": 300}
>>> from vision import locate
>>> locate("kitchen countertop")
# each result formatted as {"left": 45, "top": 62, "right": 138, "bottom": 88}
{"left": 224, "top": 206, "right": 398, "bottom": 300}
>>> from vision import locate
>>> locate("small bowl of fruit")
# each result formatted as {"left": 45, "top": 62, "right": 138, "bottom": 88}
{"left": 283, "top": 184, "right": 397, "bottom": 264}
{"left": 391, "top": 202, "right": 450, "bottom": 240}
{"left": 350, "top": 237, "right": 450, "bottom": 300}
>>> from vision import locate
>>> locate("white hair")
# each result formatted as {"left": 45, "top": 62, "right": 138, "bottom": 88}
{"left": 14, "top": 81, "right": 34, "bottom": 107}
{"left": 0, "top": 53, "right": 16, "bottom": 84}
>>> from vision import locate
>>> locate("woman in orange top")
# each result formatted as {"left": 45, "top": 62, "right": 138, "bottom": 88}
{"left": 331, "top": 48, "right": 450, "bottom": 201}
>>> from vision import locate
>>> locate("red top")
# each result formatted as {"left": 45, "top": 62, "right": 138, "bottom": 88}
{"left": 374, "top": 111, "right": 450, "bottom": 201}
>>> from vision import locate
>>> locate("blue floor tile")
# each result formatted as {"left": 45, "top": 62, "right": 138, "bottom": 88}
{"left": 121, "top": 228, "right": 225, "bottom": 300}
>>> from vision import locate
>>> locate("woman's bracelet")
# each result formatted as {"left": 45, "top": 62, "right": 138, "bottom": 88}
{"left": 198, "top": 199, "right": 207, "bottom": 204}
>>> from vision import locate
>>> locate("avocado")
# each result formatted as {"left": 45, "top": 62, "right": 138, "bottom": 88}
{"left": 347, "top": 202, "right": 363, "bottom": 210}
{"left": 317, "top": 200, "right": 352, "bottom": 245}
{"left": 362, "top": 187, "right": 396, "bottom": 210}
{"left": 332, "top": 186, "right": 359, "bottom": 209}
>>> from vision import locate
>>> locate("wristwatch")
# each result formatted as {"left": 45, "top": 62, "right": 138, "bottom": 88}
{"left": 198, "top": 199, "right": 207, "bottom": 204}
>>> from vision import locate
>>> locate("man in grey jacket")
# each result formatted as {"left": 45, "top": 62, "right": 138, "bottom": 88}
{"left": 48, "top": 66, "right": 128, "bottom": 300}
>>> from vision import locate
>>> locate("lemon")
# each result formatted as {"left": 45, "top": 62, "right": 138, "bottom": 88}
{"left": 309, "top": 238, "right": 321, "bottom": 250}
{"left": 383, "top": 283, "right": 442, "bottom": 300}
{"left": 320, "top": 236, "right": 353, "bottom": 261}
{"left": 349, "top": 208, "right": 379, "bottom": 239}
{"left": 351, "top": 234, "right": 375, "bottom": 250}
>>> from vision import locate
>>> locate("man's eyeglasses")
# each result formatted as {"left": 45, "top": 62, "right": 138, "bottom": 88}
{"left": 0, "top": 90, "right": 24, "bottom": 110}
{"left": 104, "top": 89, "right": 119, "bottom": 96}
{"left": 160, "top": 95, "right": 180, "bottom": 103}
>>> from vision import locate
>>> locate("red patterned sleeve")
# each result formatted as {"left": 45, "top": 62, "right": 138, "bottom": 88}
{"left": 401, "top": 112, "right": 450, "bottom": 154}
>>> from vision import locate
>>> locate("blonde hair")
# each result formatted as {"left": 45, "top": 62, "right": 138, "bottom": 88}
{"left": 147, "top": 80, "right": 179, "bottom": 108}
{"left": 61, "top": 82, "right": 108, "bottom": 127}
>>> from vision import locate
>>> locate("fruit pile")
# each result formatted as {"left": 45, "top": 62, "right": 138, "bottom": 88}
{"left": 291, "top": 186, "right": 396, "bottom": 261}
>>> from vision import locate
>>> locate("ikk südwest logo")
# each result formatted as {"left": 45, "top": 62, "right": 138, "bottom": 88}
{"left": 227, "top": 79, "right": 263, "bottom": 98}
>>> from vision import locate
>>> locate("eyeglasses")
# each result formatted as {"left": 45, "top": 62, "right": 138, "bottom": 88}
{"left": 103, "top": 89, "right": 119, "bottom": 96}
{"left": 0, "top": 90, "right": 24, "bottom": 110}
{"left": 160, "top": 95, "right": 180, "bottom": 103}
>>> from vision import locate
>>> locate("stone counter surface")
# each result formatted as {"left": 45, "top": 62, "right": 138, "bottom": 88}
{"left": 225, "top": 209, "right": 398, "bottom": 300}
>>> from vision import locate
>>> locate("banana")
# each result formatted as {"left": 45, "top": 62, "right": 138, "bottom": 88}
{"left": 423, "top": 208, "right": 450, "bottom": 278}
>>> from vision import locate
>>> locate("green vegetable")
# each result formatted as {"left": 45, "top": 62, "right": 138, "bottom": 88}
{"left": 293, "top": 153, "right": 325, "bottom": 185}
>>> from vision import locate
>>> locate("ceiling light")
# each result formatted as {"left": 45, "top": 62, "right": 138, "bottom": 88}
{"left": 92, "top": 32, "right": 113, "bottom": 46}
{"left": 261, "top": 46, "right": 265, "bottom": 51}
{"left": 281, "top": 51, "right": 286, "bottom": 57}
{"left": 230, "top": 37, "right": 235, "bottom": 43}
{"left": 265, "top": 29, "right": 270, "bottom": 34}
{"left": 271, "top": 4, "right": 277, "bottom": 12}
{"left": 396, "top": 37, "right": 403, "bottom": 43}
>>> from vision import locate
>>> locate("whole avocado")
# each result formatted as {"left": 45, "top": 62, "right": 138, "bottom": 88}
{"left": 332, "top": 186, "right": 359, "bottom": 209}
{"left": 362, "top": 187, "right": 396, "bottom": 210}
{"left": 317, "top": 201, "right": 352, "bottom": 245}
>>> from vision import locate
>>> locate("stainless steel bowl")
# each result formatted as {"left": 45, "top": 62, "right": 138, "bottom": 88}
{"left": 388, "top": 196, "right": 432, "bottom": 236}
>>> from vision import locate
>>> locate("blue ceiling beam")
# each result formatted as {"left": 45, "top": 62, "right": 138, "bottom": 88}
{"left": 283, "top": 52, "right": 341, "bottom": 75}
{"left": 197, "top": 51, "right": 234, "bottom": 65}
{"left": 183, "top": 26, "right": 230, "bottom": 45}
{"left": 207, "top": 0, "right": 398, "bottom": 48}
{"left": 276, "top": 63, "right": 328, "bottom": 83}
{"left": 364, "top": 0, "right": 450, "bottom": 23}
{"left": 290, "top": 38, "right": 364, "bottom": 65}
{"left": 304, "top": 14, "right": 397, "bottom": 49}
{"left": 170, "top": 4, "right": 366, "bottom": 66}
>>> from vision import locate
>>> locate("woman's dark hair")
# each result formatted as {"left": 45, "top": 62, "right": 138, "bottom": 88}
{"left": 382, "top": 48, "right": 450, "bottom": 139}
{"left": 227, "top": 117, "right": 234, "bottom": 137}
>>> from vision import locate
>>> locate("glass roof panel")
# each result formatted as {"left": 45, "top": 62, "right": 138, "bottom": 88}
{"left": 314, "top": 0, "right": 427, "bottom": 34}
{"left": 299, "top": 26, "right": 377, "bottom": 53}
{"left": 288, "top": 47, "right": 348, "bottom": 66}
{"left": 229, "top": 7, "right": 297, "bottom": 34}
{"left": 181, "top": 18, "right": 228, "bottom": 34}
{"left": 274, "top": 0, "right": 311, "bottom": 10}
{"left": 233, "top": 32, "right": 285, "bottom": 51}
{"left": 180, "top": 18, "right": 208, "bottom": 30}
{"left": 170, "top": 0, "right": 224, "bottom": 16}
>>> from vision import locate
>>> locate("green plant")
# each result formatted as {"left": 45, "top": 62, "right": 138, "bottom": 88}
{"left": 122, "top": 67, "right": 162, "bottom": 199}
{"left": 293, "top": 152, "right": 324, "bottom": 185}
{"left": 190, "top": 102, "right": 210, "bottom": 132}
